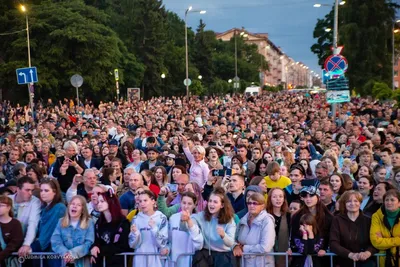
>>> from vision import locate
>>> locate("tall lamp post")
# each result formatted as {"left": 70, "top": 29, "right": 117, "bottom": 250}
{"left": 393, "top": 20, "right": 400, "bottom": 90}
{"left": 234, "top": 28, "right": 247, "bottom": 92}
{"left": 314, "top": 0, "right": 346, "bottom": 119}
{"left": 185, "top": 6, "right": 206, "bottom": 99}
{"left": 20, "top": 4, "right": 34, "bottom": 113}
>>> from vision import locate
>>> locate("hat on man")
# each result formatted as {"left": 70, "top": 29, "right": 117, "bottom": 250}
{"left": 108, "top": 139, "right": 118, "bottom": 146}
{"left": 146, "top": 147, "right": 159, "bottom": 154}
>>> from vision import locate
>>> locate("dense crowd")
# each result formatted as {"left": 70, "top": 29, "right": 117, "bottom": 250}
{"left": 0, "top": 92, "right": 398, "bottom": 267}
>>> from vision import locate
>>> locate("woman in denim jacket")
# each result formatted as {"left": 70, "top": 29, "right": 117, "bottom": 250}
{"left": 51, "top": 195, "right": 94, "bottom": 267}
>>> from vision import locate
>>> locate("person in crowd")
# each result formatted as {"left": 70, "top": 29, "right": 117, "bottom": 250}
{"left": 168, "top": 191, "right": 204, "bottom": 267}
{"left": 193, "top": 187, "right": 236, "bottom": 266}
{"left": 249, "top": 176, "right": 268, "bottom": 199}
{"left": 79, "top": 146, "right": 101, "bottom": 170}
{"left": 119, "top": 173, "right": 144, "bottom": 216}
{"left": 0, "top": 195, "right": 23, "bottom": 266}
{"left": 329, "top": 173, "right": 346, "bottom": 201}
{"left": 141, "top": 169, "right": 161, "bottom": 197}
{"left": 254, "top": 158, "right": 269, "bottom": 177}
{"left": 236, "top": 185, "right": 263, "bottom": 219}
{"left": 90, "top": 190, "right": 130, "bottom": 266}
{"left": 289, "top": 199, "right": 301, "bottom": 215}
{"left": 52, "top": 141, "right": 84, "bottom": 193}
{"left": 100, "top": 167, "right": 119, "bottom": 191}
{"left": 66, "top": 169, "right": 98, "bottom": 202}
{"left": 153, "top": 166, "right": 169, "bottom": 188}
{"left": 330, "top": 190, "right": 377, "bottom": 267}
{"left": 370, "top": 189, "right": 400, "bottom": 267}
{"left": 358, "top": 176, "right": 380, "bottom": 217}
{"left": 129, "top": 190, "right": 169, "bottom": 267}
{"left": 28, "top": 178, "right": 66, "bottom": 267}
{"left": 319, "top": 180, "right": 336, "bottom": 213}
{"left": 285, "top": 164, "right": 305, "bottom": 204}
{"left": 290, "top": 179, "right": 333, "bottom": 266}
{"left": 88, "top": 185, "right": 109, "bottom": 222}
{"left": 234, "top": 192, "right": 275, "bottom": 267}
{"left": 266, "top": 187, "right": 291, "bottom": 267}
{"left": 264, "top": 161, "right": 292, "bottom": 192}
{"left": 139, "top": 148, "right": 163, "bottom": 172}
{"left": 180, "top": 133, "right": 209, "bottom": 187}
{"left": 51, "top": 195, "right": 95, "bottom": 267}
{"left": 373, "top": 182, "right": 395, "bottom": 207}
{"left": 9, "top": 176, "right": 41, "bottom": 258}
{"left": 126, "top": 149, "right": 144, "bottom": 173}
{"left": 166, "top": 173, "right": 189, "bottom": 206}
{"left": 169, "top": 165, "right": 187, "bottom": 184}
{"left": 116, "top": 166, "right": 134, "bottom": 197}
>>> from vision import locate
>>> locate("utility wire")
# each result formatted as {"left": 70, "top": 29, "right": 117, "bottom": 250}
{"left": 0, "top": 29, "right": 26, "bottom": 36}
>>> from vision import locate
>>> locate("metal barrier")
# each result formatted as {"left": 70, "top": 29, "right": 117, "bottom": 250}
{"left": 11, "top": 252, "right": 194, "bottom": 267}
{"left": 11, "top": 251, "right": 385, "bottom": 267}
{"left": 240, "top": 252, "right": 386, "bottom": 267}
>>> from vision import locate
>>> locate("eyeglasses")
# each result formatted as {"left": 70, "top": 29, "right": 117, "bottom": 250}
{"left": 246, "top": 201, "right": 262, "bottom": 206}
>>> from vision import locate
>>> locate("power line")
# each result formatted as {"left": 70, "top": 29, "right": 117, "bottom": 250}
{"left": 0, "top": 29, "right": 26, "bottom": 36}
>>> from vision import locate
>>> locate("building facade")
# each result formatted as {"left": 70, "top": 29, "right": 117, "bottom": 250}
{"left": 216, "top": 28, "right": 315, "bottom": 88}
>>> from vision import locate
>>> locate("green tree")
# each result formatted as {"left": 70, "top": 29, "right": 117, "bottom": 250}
{"left": 193, "top": 20, "right": 215, "bottom": 85}
{"left": 311, "top": 0, "right": 398, "bottom": 96}
{"left": 0, "top": 0, "right": 144, "bottom": 103}
{"left": 311, "top": 9, "right": 334, "bottom": 67}
{"left": 372, "top": 81, "right": 393, "bottom": 100}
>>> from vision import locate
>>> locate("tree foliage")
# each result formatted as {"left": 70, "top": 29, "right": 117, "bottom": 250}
{"left": 0, "top": 0, "right": 270, "bottom": 102}
{"left": 311, "top": 0, "right": 399, "bottom": 96}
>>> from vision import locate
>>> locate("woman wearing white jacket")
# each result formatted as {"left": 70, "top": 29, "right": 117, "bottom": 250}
{"left": 234, "top": 192, "right": 276, "bottom": 267}
{"left": 129, "top": 190, "right": 169, "bottom": 267}
{"left": 168, "top": 191, "right": 203, "bottom": 267}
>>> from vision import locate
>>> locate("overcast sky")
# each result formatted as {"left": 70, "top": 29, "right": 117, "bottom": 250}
{"left": 164, "top": 0, "right": 332, "bottom": 75}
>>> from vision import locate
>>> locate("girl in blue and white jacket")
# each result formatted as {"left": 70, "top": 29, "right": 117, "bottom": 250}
{"left": 168, "top": 191, "right": 203, "bottom": 267}
{"left": 129, "top": 190, "right": 169, "bottom": 267}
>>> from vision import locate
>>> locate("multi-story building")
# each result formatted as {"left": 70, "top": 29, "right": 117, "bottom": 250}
{"left": 216, "top": 28, "right": 317, "bottom": 88}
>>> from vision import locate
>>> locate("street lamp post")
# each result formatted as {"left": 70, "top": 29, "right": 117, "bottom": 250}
{"left": 161, "top": 73, "right": 166, "bottom": 96}
{"left": 20, "top": 4, "right": 34, "bottom": 113}
{"left": 184, "top": 6, "right": 206, "bottom": 99}
{"left": 393, "top": 20, "right": 400, "bottom": 90}
{"left": 234, "top": 29, "right": 247, "bottom": 93}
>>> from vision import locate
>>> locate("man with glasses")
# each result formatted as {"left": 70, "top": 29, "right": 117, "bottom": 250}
{"left": 167, "top": 173, "right": 189, "bottom": 206}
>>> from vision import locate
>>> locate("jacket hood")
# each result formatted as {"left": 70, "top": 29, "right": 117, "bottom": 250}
{"left": 240, "top": 210, "right": 275, "bottom": 227}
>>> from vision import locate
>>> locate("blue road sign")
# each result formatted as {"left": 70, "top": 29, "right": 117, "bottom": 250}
{"left": 322, "top": 69, "right": 330, "bottom": 84}
{"left": 16, "top": 67, "right": 38, "bottom": 85}
{"left": 324, "top": 55, "right": 348, "bottom": 76}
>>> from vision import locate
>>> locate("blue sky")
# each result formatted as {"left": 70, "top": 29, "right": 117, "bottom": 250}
{"left": 164, "top": 0, "right": 332, "bottom": 75}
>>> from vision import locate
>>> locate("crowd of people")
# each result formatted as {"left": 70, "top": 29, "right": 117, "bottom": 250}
{"left": 0, "top": 92, "right": 398, "bottom": 267}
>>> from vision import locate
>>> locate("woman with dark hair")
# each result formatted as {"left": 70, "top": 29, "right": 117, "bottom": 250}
{"left": 168, "top": 192, "right": 203, "bottom": 267}
{"left": 329, "top": 173, "right": 346, "bottom": 201}
{"left": 129, "top": 190, "right": 169, "bottom": 267}
{"left": 141, "top": 170, "right": 160, "bottom": 197}
{"left": 266, "top": 187, "right": 291, "bottom": 267}
{"left": 90, "top": 191, "right": 130, "bottom": 266}
{"left": 358, "top": 175, "right": 379, "bottom": 217}
{"left": 370, "top": 189, "right": 400, "bottom": 267}
{"left": 254, "top": 158, "right": 269, "bottom": 177}
{"left": 0, "top": 195, "right": 23, "bottom": 266}
{"left": 27, "top": 163, "right": 44, "bottom": 185}
{"left": 193, "top": 187, "right": 236, "bottom": 266}
{"left": 153, "top": 166, "right": 169, "bottom": 187}
{"left": 299, "top": 159, "right": 314, "bottom": 179}
{"left": 100, "top": 167, "right": 119, "bottom": 191}
{"left": 92, "top": 145, "right": 102, "bottom": 160}
{"left": 290, "top": 180, "right": 333, "bottom": 266}
{"left": 372, "top": 182, "right": 395, "bottom": 206}
{"left": 170, "top": 165, "right": 187, "bottom": 184}
{"left": 28, "top": 178, "right": 66, "bottom": 267}
{"left": 121, "top": 141, "right": 134, "bottom": 163}
{"left": 330, "top": 191, "right": 377, "bottom": 267}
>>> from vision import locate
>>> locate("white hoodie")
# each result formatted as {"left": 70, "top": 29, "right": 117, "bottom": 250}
{"left": 168, "top": 212, "right": 204, "bottom": 267}
{"left": 129, "top": 210, "right": 169, "bottom": 267}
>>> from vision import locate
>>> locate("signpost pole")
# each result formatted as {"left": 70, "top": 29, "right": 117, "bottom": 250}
{"left": 332, "top": 0, "right": 339, "bottom": 121}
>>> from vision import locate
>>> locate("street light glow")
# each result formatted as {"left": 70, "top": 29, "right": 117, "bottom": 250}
{"left": 198, "top": 75, "right": 202, "bottom": 80}
{"left": 199, "top": 10, "right": 206, "bottom": 14}
{"left": 228, "top": 79, "right": 232, "bottom": 83}
{"left": 394, "top": 29, "right": 400, "bottom": 33}
{"left": 161, "top": 73, "right": 166, "bottom": 79}
{"left": 188, "top": 6, "right": 192, "bottom": 11}
{"left": 325, "top": 28, "right": 332, "bottom": 32}
{"left": 20, "top": 4, "right": 27, "bottom": 12}
{"left": 313, "top": 4, "right": 322, "bottom": 7}
{"left": 339, "top": 1, "right": 346, "bottom": 5}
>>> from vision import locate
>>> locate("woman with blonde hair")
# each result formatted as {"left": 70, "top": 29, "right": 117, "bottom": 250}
{"left": 180, "top": 134, "right": 209, "bottom": 186}
{"left": 51, "top": 195, "right": 94, "bottom": 267}
{"left": 153, "top": 166, "right": 169, "bottom": 187}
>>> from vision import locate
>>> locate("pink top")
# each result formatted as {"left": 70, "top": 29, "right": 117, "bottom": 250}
{"left": 183, "top": 146, "right": 209, "bottom": 187}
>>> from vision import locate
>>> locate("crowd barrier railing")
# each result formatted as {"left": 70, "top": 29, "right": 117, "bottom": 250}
{"left": 11, "top": 251, "right": 385, "bottom": 267}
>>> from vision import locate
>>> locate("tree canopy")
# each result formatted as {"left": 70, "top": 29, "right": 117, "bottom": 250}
{"left": 0, "top": 0, "right": 269, "bottom": 103}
